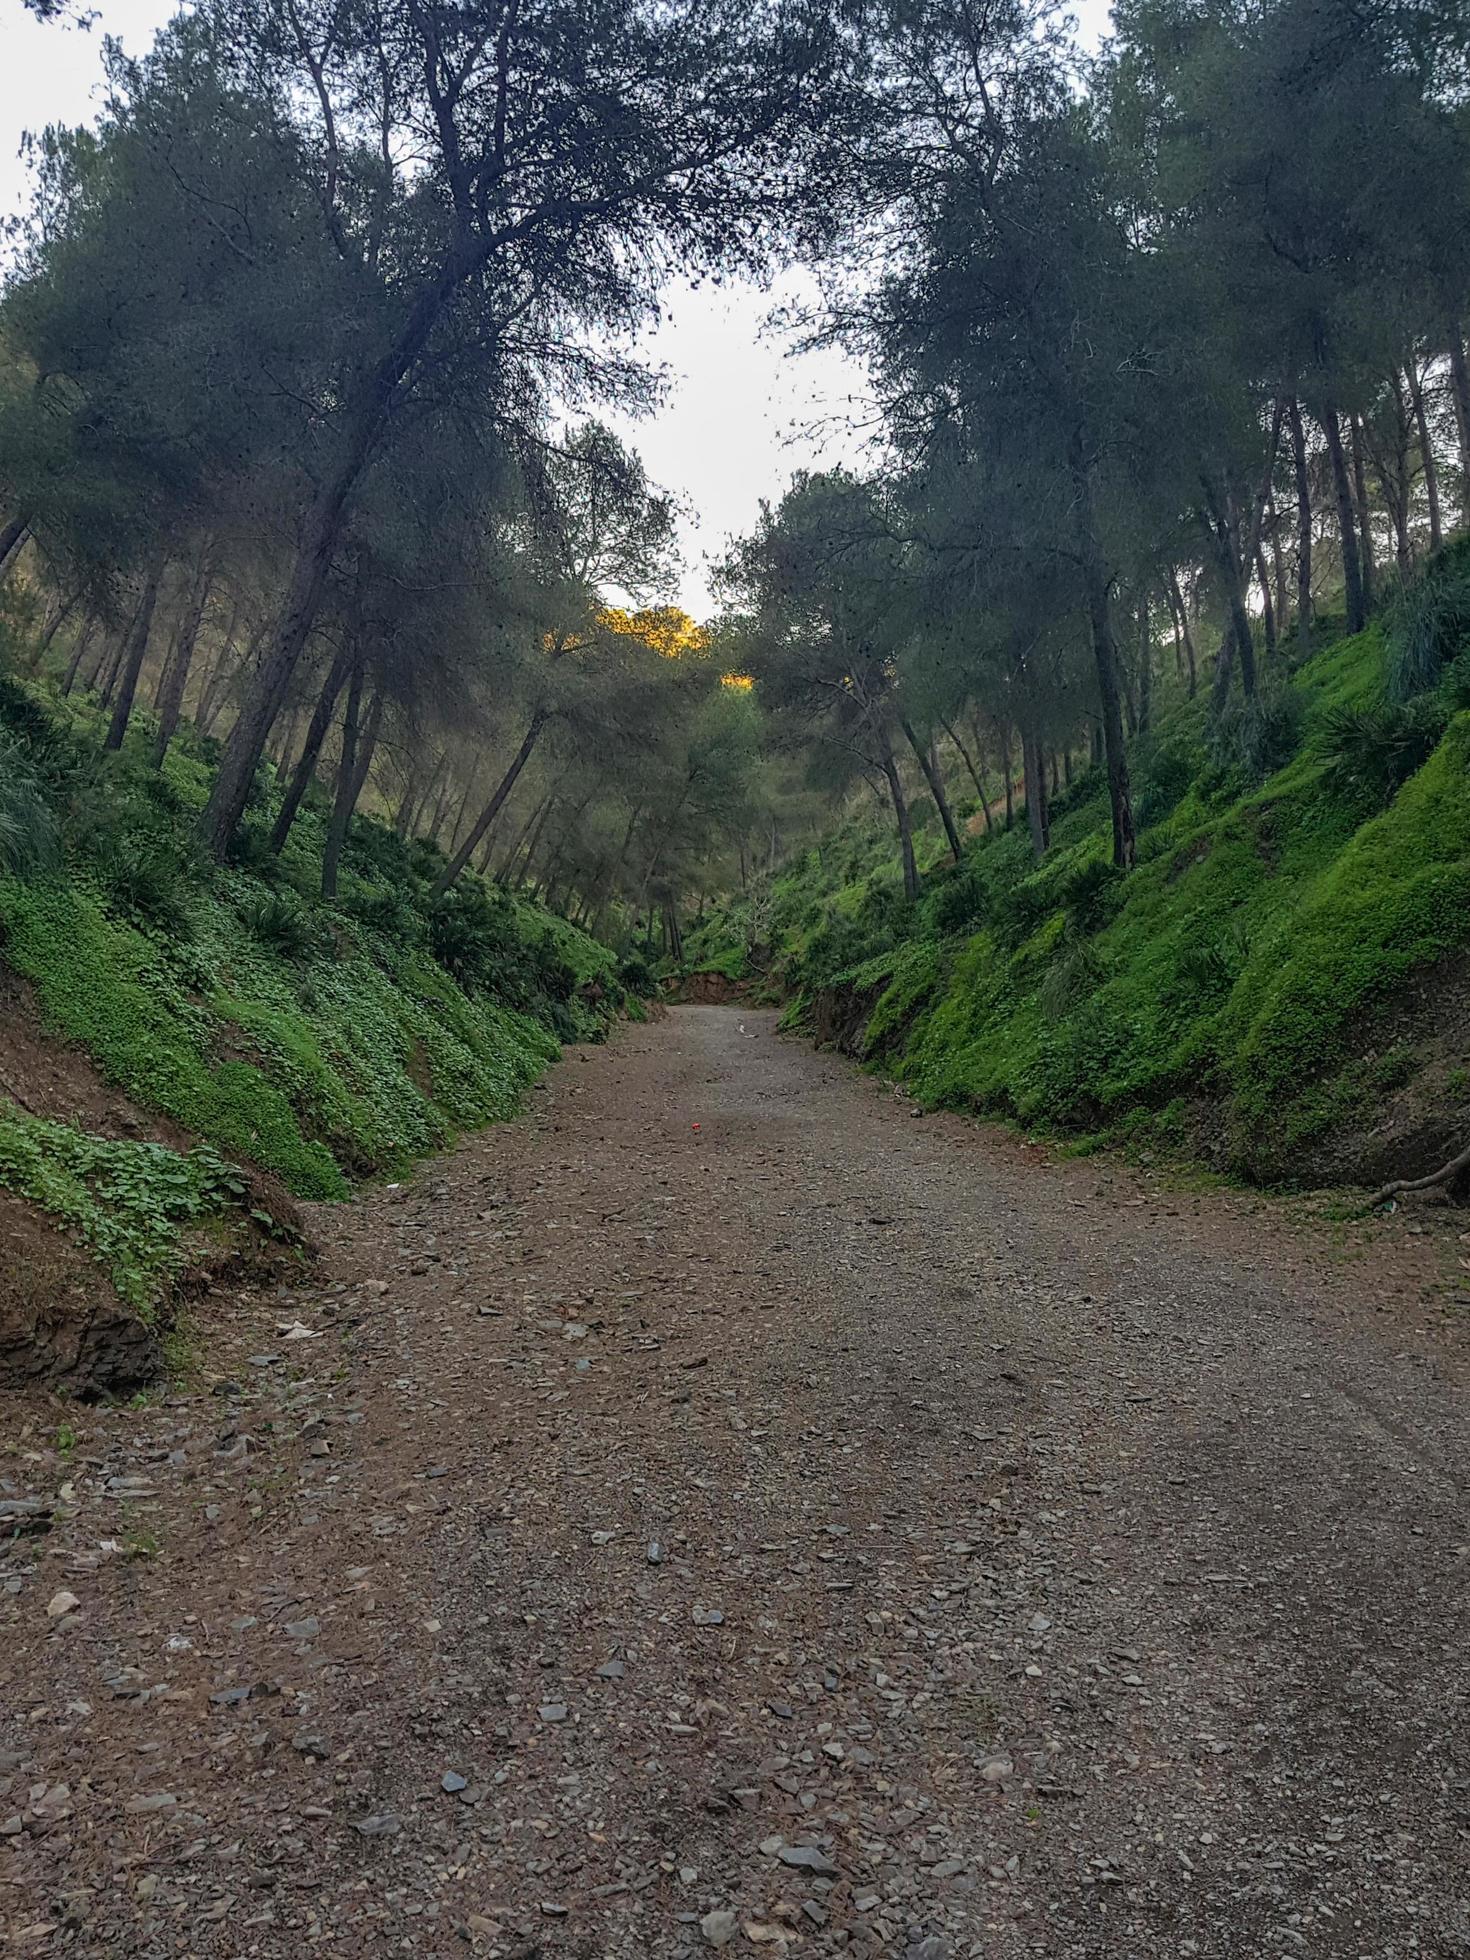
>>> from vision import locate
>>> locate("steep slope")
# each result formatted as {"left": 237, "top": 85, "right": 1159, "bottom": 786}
{"left": 714, "top": 621, "right": 1470, "bottom": 1192}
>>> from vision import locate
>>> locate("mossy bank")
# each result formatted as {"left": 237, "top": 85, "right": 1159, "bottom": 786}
{"left": 0, "top": 672, "right": 641, "bottom": 1387}
{"left": 694, "top": 600, "right": 1470, "bottom": 1194}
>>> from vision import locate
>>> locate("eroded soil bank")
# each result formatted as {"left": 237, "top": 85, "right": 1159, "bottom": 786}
{"left": 3, "top": 1006, "right": 1467, "bottom": 1957}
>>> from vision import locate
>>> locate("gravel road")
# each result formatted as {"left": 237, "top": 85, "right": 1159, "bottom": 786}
{"left": 3, "top": 1005, "right": 1468, "bottom": 1958}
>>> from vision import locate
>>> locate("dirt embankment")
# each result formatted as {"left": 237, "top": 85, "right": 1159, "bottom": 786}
{"left": 666, "top": 970, "right": 752, "bottom": 1005}
{"left": 803, "top": 951, "right": 1470, "bottom": 1200}
{"left": 0, "top": 966, "right": 310, "bottom": 1397}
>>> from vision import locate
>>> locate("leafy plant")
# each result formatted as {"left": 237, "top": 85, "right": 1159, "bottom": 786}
{"left": 1313, "top": 697, "right": 1445, "bottom": 806}
{"left": 0, "top": 731, "right": 61, "bottom": 879}
{"left": 1385, "top": 535, "right": 1470, "bottom": 701}
{"left": 240, "top": 890, "right": 316, "bottom": 961}
{"left": 1039, "top": 941, "right": 1106, "bottom": 1019}
{"left": 91, "top": 830, "right": 195, "bottom": 936}
{"left": 1207, "top": 683, "right": 1305, "bottom": 783}
{"left": 0, "top": 1108, "right": 251, "bottom": 1313}
{"left": 1059, "top": 855, "right": 1122, "bottom": 936}
{"left": 1176, "top": 915, "right": 1252, "bottom": 1000}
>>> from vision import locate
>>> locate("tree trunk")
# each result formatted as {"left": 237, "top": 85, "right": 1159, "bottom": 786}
{"left": 1199, "top": 474, "right": 1257, "bottom": 705}
{"left": 323, "top": 677, "right": 382, "bottom": 899}
{"left": 998, "top": 721, "right": 1015, "bottom": 830}
{"left": 199, "top": 429, "right": 374, "bottom": 856}
{"left": 1022, "top": 725, "right": 1050, "bottom": 861}
{"left": 61, "top": 617, "right": 96, "bottom": 696}
{"left": 902, "top": 717, "right": 962, "bottom": 862}
{"left": 1137, "top": 595, "right": 1152, "bottom": 736}
{"left": 1385, "top": 374, "right": 1414, "bottom": 575}
{"left": 942, "top": 716, "right": 993, "bottom": 834}
{"left": 81, "top": 621, "right": 113, "bottom": 694}
{"left": 1321, "top": 404, "right": 1366, "bottom": 632}
{"left": 1286, "top": 398, "right": 1314, "bottom": 651}
{"left": 267, "top": 642, "right": 353, "bottom": 853}
{"left": 1447, "top": 314, "right": 1470, "bottom": 523}
{"left": 198, "top": 232, "right": 501, "bottom": 859}
{"left": 1266, "top": 496, "right": 1289, "bottom": 637}
{"left": 1255, "top": 541, "right": 1277, "bottom": 662}
{"left": 1410, "top": 366, "right": 1443, "bottom": 552}
{"left": 507, "top": 791, "right": 556, "bottom": 887}
{"left": 192, "top": 611, "right": 242, "bottom": 733}
{"left": 1349, "top": 413, "right": 1376, "bottom": 609}
{"left": 432, "top": 711, "right": 549, "bottom": 898}
{"left": 274, "top": 703, "right": 304, "bottom": 774}
{"left": 1167, "top": 567, "right": 1198, "bottom": 696}
{"left": 1070, "top": 441, "right": 1136, "bottom": 869}
{"left": 27, "top": 586, "right": 83, "bottom": 673}
{"left": 445, "top": 777, "right": 476, "bottom": 854}
{"left": 150, "top": 555, "right": 214, "bottom": 768}
{"left": 0, "top": 516, "right": 30, "bottom": 580}
{"left": 877, "top": 728, "right": 918, "bottom": 902}
{"left": 105, "top": 554, "right": 165, "bottom": 752}
{"left": 594, "top": 802, "right": 642, "bottom": 924}
{"left": 319, "top": 656, "right": 364, "bottom": 898}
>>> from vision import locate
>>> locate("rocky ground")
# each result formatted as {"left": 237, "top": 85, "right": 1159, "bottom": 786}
{"left": 3, "top": 1005, "right": 1469, "bottom": 1958}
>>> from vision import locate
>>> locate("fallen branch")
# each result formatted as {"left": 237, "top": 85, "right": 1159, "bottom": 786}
{"left": 1372, "top": 1138, "right": 1470, "bottom": 1208}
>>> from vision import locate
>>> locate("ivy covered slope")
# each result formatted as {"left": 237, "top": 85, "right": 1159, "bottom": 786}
{"left": 748, "top": 587, "right": 1470, "bottom": 1189}
{"left": 0, "top": 672, "right": 629, "bottom": 1343}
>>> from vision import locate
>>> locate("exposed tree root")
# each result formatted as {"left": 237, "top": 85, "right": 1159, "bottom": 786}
{"left": 1372, "top": 1139, "right": 1470, "bottom": 1208}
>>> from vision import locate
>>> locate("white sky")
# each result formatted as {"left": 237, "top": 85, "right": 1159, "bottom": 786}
{"left": 1, "top": 1, "right": 1109, "bottom": 615}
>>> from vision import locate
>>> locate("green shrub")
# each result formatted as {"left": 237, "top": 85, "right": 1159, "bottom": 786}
{"left": 0, "top": 731, "right": 61, "bottom": 879}
{"left": 1385, "top": 534, "right": 1470, "bottom": 701}
{"left": 1207, "top": 682, "right": 1305, "bottom": 783}
{"left": 240, "top": 890, "right": 317, "bottom": 961}
{"left": 90, "top": 829, "right": 196, "bottom": 938}
{"left": 1313, "top": 697, "right": 1445, "bottom": 807}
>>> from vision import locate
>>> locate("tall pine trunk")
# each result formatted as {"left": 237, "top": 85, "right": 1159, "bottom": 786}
{"left": 942, "top": 716, "right": 993, "bottom": 833}
{"left": 1136, "top": 595, "right": 1152, "bottom": 736}
{"left": 1022, "top": 725, "right": 1050, "bottom": 861}
{"left": 0, "top": 516, "right": 29, "bottom": 580}
{"left": 1069, "top": 438, "right": 1135, "bottom": 869}
{"left": 877, "top": 726, "right": 918, "bottom": 901}
{"left": 61, "top": 617, "right": 96, "bottom": 696}
{"left": 901, "top": 717, "right": 962, "bottom": 862}
{"left": 1286, "top": 399, "right": 1314, "bottom": 650}
{"left": 1199, "top": 482, "right": 1256, "bottom": 706}
{"left": 1255, "top": 542, "right": 1277, "bottom": 662}
{"left": 1410, "top": 368, "right": 1443, "bottom": 551}
{"left": 1349, "top": 414, "right": 1376, "bottom": 609}
{"left": 432, "top": 710, "right": 549, "bottom": 898}
{"left": 323, "top": 674, "right": 382, "bottom": 899}
{"left": 268, "top": 643, "right": 353, "bottom": 853}
{"left": 1321, "top": 405, "right": 1366, "bottom": 632}
{"left": 151, "top": 554, "right": 214, "bottom": 768}
{"left": 1166, "top": 567, "right": 1198, "bottom": 696}
{"left": 1447, "top": 315, "right": 1470, "bottom": 523}
{"left": 28, "top": 586, "right": 83, "bottom": 673}
{"left": 105, "top": 554, "right": 166, "bottom": 752}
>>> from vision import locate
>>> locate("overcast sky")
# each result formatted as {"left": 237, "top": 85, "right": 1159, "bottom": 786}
{"left": 1, "top": 1, "right": 1109, "bottom": 615}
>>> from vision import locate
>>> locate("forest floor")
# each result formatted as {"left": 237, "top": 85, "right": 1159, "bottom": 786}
{"left": 3, "top": 1006, "right": 1470, "bottom": 1959}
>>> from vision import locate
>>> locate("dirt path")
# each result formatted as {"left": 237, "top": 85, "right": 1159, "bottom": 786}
{"left": 4, "top": 1007, "right": 1469, "bottom": 1959}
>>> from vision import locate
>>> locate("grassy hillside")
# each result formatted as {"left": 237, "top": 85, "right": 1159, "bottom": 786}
{"left": 0, "top": 670, "right": 636, "bottom": 1330}
{"left": 698, "top": 588, "right": 1470, "bottom": 1191}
